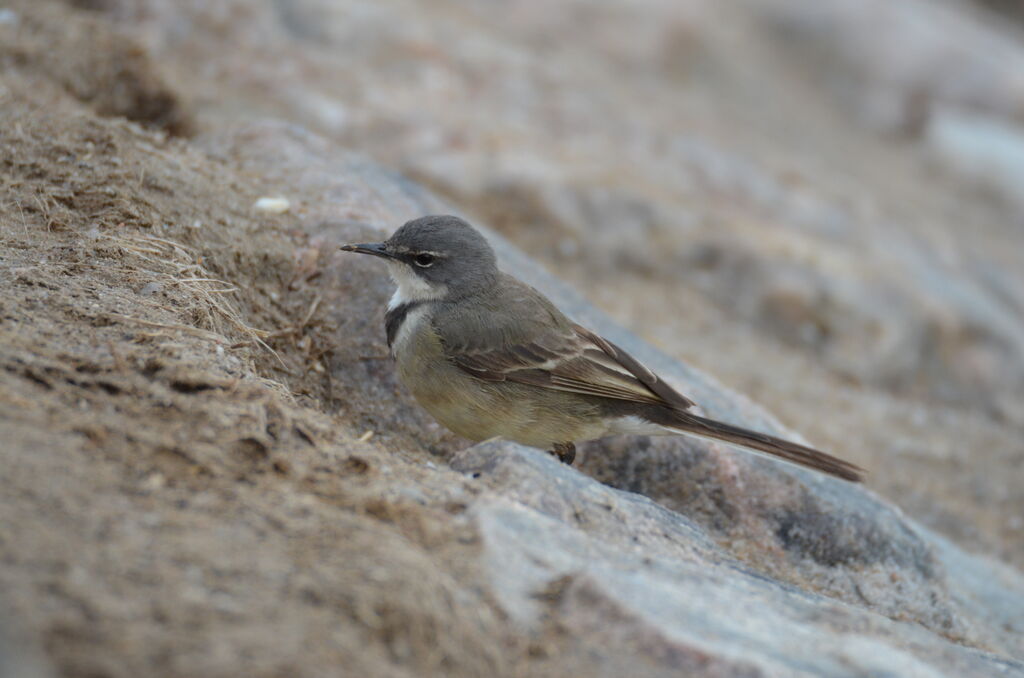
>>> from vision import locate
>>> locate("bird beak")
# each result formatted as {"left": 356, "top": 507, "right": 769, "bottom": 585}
{"left": 339, "top": 242, "right": 394, "bottom": 260}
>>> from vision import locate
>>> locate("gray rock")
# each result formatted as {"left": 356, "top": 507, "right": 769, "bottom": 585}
{"left": 0, "top": 614, "right": 54, "bottom": 678}
{"left": 753, "top": 0, "right": 1024, "bottom": 133}
{"left": 927, "top": 109, "right": 1024, "bottom": 208}
{"left": 455, "top": 442, "right": 1024, "bottom": 677}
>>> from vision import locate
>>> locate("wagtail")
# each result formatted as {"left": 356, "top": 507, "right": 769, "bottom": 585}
{"left": 341, "top": 215, "right": 864, "bottom": 482}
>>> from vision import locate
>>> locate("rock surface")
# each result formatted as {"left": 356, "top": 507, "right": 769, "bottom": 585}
{"left": 1, "top": 1, "right": 1023, "bottom": 677}
{"left": 455, "top": 442, "right": 1024, "bottom": 677}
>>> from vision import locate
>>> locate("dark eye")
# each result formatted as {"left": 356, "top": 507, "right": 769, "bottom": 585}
{"left": 414, "top": 253, "right": 436, "bottom": 267}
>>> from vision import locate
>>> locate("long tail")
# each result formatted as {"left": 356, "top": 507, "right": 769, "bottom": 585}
{"left": 663, "top": 412, "right": 864, "bottom": 482}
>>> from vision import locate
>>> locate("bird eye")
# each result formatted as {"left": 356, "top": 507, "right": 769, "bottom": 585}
{"left": 414, "top": 253, "right": 436, "bottom": 267}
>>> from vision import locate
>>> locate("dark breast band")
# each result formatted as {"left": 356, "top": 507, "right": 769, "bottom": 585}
{"left": 385, "top": 301, "right": 425, "bottom": 348}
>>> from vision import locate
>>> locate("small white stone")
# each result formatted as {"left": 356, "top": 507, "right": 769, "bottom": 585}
{"left": 142, "top": 473, "right": 166, "bottom": 490}
{"left": 253, "top": 196, "right": 291, "bottom": 214}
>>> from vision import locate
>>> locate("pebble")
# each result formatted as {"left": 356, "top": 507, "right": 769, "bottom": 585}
{"left": 253, "top": 196, "right": 291, "bottom": 214}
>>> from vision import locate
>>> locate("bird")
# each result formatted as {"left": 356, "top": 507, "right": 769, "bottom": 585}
{"left": 340, "top": 215, "right": 864, "bottom": 482}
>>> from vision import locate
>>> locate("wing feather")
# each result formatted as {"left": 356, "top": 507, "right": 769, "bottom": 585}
{"left": 449, "top": 321, "right": 695, "bottom": 410}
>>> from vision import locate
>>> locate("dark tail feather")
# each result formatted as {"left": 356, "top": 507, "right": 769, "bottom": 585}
{"left": 663, "top": 412, "right": 865, "bottom": 482}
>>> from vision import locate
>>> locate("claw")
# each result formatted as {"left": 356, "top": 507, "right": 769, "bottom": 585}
{"left": 551, "top": 442, "right": 576, "bottom": 465}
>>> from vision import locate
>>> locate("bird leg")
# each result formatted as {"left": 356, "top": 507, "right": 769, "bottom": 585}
{"left": 551, "top": 442, "right": 576, "bottom": 465}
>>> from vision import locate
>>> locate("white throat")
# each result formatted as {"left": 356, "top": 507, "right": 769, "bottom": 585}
{"left": 386, "top": 261, "right": 447, "bottom": 310}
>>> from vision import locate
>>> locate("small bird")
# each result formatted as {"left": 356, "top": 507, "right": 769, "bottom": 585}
{"left": 341, "top": 215, "right": 864, "bottom": 482}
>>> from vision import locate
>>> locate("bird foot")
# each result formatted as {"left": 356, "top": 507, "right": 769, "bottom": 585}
{"left": 551, "top": 442, "right": 576, "bottom": 465}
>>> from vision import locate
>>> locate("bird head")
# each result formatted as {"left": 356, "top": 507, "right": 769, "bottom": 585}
{"left": 341, "top": 215, "right": 498, "bottom": 305}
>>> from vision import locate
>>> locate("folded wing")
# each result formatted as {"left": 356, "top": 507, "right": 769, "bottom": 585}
{"left": 451, "top": 322, "right": 696, "bottom": 411}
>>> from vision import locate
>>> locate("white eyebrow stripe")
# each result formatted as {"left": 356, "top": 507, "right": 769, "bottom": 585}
{"left": 392, "top": 245, "right": 446, "bottom": 258}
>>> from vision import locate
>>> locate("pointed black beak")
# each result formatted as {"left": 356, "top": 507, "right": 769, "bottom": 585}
{"left": 340, "top": 242, "right": 394, "bottom": 260}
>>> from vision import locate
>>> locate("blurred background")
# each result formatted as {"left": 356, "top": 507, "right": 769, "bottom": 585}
{"left": 83, "top": 0, "right": 1024, "bottom": 563}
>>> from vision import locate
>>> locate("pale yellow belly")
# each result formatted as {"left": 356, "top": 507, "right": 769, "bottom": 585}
{"left": 393, "top": 313, "right": 608, "bottom": 449}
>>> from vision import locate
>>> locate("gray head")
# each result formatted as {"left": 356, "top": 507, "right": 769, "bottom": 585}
{"left": 341, "top": 215, "right": 498, "bottom": 304}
